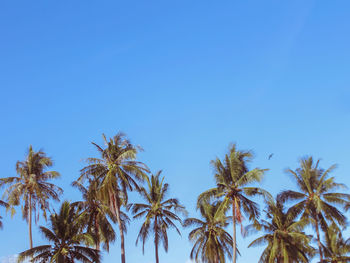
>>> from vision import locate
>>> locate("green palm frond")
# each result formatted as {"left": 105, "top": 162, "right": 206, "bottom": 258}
{"left": 280, "top": 156, "right": 349, "bottom": 262}
{"left": 18, "top": 201, "right": 100, "bottom": 262}
{"left": 197, "top": 143, "right": 268, "bottom": 262}
{"left": 185, "top": 200, "right": 234, "bottom": 263}
{"left": 129, "top": 171, "right": 186, "bottom": 262}
{"left": 247, "top": 196, "right": 315, "bottom": 263}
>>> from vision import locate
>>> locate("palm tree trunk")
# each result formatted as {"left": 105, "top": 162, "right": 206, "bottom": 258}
{"left": 232, "top": 200, "right": 237, "bottom": 263}
{"left": 28, "top": 195, "right": 33, "bottom": 249}
{"left": 155, "top": 217, "right": 159, "bottom": 263}
{"left": 113, "top": 193, "right": 126, "bottom": 263}
{"left": 155, "top": 241, "right": 159, "bottom": 263}
{"left": 315, "top": 215, "right": 323, "bottom": 262}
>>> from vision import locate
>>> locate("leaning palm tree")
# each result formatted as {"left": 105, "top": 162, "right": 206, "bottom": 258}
{"left": 279, "top": 157, "right": 350, "bottom": 262}
{"left": 72, "top": 178, "right": 119, "bottom": 252}
{"left": 198, "top": 143, "right": 268, "bottom": 263}
{"left": 0, "top": 199, "right": 9, "bottom": 229}
{"left": 78, "top": 133, "right": 149, "bottom": 263}
{"left": 18, "top": 201, "right": 100, "bottom": 263}
{"left": 0, "top": 145, "right": 62, "bottom": 248}
{"left": 184, "top": 200, "right": 234, "bottom": 263}
{"left": 322, "top": 223, "right": 350, "bottom": 263}
{"left": 128, "top": 171, "right": 187, "bottom": 263}
{"left": 247, "top": 196, "right": 315, "bottom": 263}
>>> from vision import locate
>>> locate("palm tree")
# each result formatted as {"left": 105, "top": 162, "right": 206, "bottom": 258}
{"left": 129, "top": 171, "right": 187, "bottom": 263}
{"left": 0, "top": 199, "right": 9, "bottom": 229}
{"left": 279, "top": 157, "right": 350, "bottom": 262}
{"left": 322, "top": 223, "right": 350, "bottom": 263}
{"left": 72, "top": 178, "right": 119, "bottom": 251}
{"left": 247, "top": 196, "right": 315, "bottom": 263}
{"left": 18, "top": 201, "right": 100, "bottom": 263}
{"left": 0, "top": 145, "right": 62, "bottom": 248}
{"left": 198, "top": 143, "right": 268, "bottom": 263}
{"left": 79, "top": 133, "right": 149, "bottom": 263}
{"left": 184, "top": 200, "right": 234, "bottom": 263}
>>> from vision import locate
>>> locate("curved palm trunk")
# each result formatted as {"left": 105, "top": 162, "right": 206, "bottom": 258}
{"left": 232, "top": 200, "right": 237, "bottom": 263}
{"left": 28, "top": 195, "right": 33, "bottom": 249}
{"left": 112, "top": 193, "right": 126, "bottom": 263}
{"left": 315, "top": 215, "right": 323, "bottom": 262}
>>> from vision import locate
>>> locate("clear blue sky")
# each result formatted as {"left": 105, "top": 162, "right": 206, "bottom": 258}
{"left": 1, "top": 0, "right": 350, "bottom": 262}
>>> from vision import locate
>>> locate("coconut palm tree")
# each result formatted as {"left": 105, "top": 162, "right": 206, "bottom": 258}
{"left": 184, "top": 200, "right": 234, "bottom": 263}
{"left": 247, "top": 196, "right": 315, "bottom": 263}
{"left": 0, "top": 145, "right": 62, "bottom": 248}
{"left": 278, "top": 157, "right": 350, "bottom": 262}
{"left": 0, "top": 199, "right": 9, "bottom": 229}
{"left": 72, "top": 178, "right": 119, "bottom": 252}
{"left": 322, "top": 223, "right": 350, "bottom": 263}
{"left": 18, "top": 201, "right": 100, "bottom": 263}
{"left": 78, "top": 133, "right": 149, "bottom": 263}
{"left": 198, "top": 143, "right": 268, "bottom": 263}
{"left": 128, "top": 171, "right": 187, "bottom": 263}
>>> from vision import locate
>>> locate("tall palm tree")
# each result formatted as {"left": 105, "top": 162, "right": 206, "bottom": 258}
{"left": 72, "top": 178, "right": 119, "bottom": 251}
{"left": 0, "top": 145, "right": 62, "bottom": 248}
{"left": 322, "top": 223, "right": 350, "bottom": 263}
{"left": 184, "top": 200, "right": 234, "bottom": 263}
{"left": 129, "top": 171, "right": 187, "bottom": 263}
{"left": 0, "top": 199, "right": 9, "bottom": 229}
{"left": 198, "top": 143, "right": 268, "bottom": 263}
{"left": 279, "top": 157, "right": 350, "bottom": 262}
{"left": 18, "top": 201, "right": 100, "bottom": 263}
{"left": 247, "top": 196, "right": 315, "bottom": 263}
{"left": 79, "top": 133, "right": 149, "bottom": 263}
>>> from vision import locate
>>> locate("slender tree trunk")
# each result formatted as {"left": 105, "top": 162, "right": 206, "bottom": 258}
{"left": 114, "top": 194, "right": 126, "bottom": 263}
{"left": 155, "top": 240, "right": 159, "bottom": 263}
{"left": 28, "top": 195, "right": 33, "bottom": 249}
{"left": 154, "top": 217, "right": 159, "bottom": 263}
{"left": 232, "top": 200, "right": 237, "bottom": 263}
{"left": 315, "top": 215, "right": 323, "bottom": 262}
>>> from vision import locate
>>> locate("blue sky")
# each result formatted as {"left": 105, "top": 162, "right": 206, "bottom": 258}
{"left": 1, "top": 0, "right": 350, "bottom": 262}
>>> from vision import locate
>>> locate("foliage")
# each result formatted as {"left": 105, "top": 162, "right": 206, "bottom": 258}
{"left": 0, "top": 145, "right": 62, "bottom": 248}
{"left": 72, "top": 178, "right": 128, "bottom": 251}
{"left": 129, "top": 171, "right": 187, "bottom": 263}
{"left": 198, "top": 143, "right": 268, "bottom": 263}
{"left": 278, "top": 157, "right": 350, "bottom": 261}
{"left": 322, "top": 224, "right": 350, "bottom": 263}
{"left": 247, "top": 195, "right": 315, "bottom": 263}
{"left": 78, "top": 133, "right": 148, "bottom": 263}
{"left": 17, "top": 201, "right": 100, "bottom": 263}
{"left": 0, "top": 199, "right": 9, "bottom": 229}
{"left": 184, "top": 200, "right": 235, "bottom": 263}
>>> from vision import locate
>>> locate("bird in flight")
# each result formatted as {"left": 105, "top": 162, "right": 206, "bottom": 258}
{"left": 268, "top": 153, "right": 274, "bottom": 160}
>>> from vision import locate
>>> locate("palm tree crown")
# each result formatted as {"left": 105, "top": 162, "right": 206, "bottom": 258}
{"left": 129, "top": 171, "right": 187, "bottom": 263}
{"left": 198, "top": 143, "right": 268, "bottom": 263}
{"left": 247, "top": 196, "right": 315, "bottom": 263}
{"left": 184, "top": 200, "right": 234, "bottom": 263}
{"left": 18, "top": 201, "right": 100, "bottom": 263}
{"left": 72, "top": 178, "right": 124, "bottom": 252}
{"left": 0, "top": 145, "right": 62, "bottom": 248}
{"left": 279, "top": 157, "right": 350, "bottom": 262}
{"left": 79, "top": 132, "right": 149, "bottom": 263}
{"left": 322, "top": 223, "right": 350, "bottom": 263}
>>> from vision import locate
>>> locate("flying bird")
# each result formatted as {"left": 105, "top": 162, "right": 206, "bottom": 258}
{"left": 268, "top": 153, "right": 274, "bottom": 160}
